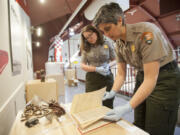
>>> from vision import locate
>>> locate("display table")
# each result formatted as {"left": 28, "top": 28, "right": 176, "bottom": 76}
{"left": 45, "top": 62, "right": 64, "bottom": 75}
{"left": 65, "top": 69, "right": 76, "bottom": 80}
{"left": 9, "top": 104, "right": 149, "bottom": 135}
{"left": 46, "top": 74, "right": 65, "bottom": 96}
{"left": 65, "top": 69, "right": 78, "bottom": 86}
{"left": 26, "top": 79, "right": 58, "bottom": 102}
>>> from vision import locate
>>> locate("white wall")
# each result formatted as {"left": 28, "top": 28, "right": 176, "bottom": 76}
{"left": 61, "top": 34, "right": 83, "bottom": 79}
{"left": 62, "top": 34, "right": 81, "bottom": 65}
{"left": 0, "top": 0, "right": 33, "bottom": 135}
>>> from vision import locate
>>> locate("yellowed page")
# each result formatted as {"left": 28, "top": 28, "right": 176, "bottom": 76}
{"left": 70, "top": 87, "right": 108, "bottom": 128}
{"left": 72, "top": 106, "right": 110, "bottom": 128}
{"left": 70, "top": 87, "right": 106, "bottom": 114}
{"left": 78, "top": 120, "right": 111, "bottom": 134}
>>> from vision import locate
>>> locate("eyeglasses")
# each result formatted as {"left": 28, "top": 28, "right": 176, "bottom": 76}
{"left": 84, "top": 32, "right": 94, "bottom": 41}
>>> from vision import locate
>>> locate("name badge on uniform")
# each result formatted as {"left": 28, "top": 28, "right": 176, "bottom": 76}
{"left": 131, "top": 44, "right": 135, "bottom": 52}
{"left": 141, "top": 32, "right": 153, "bottom": 45}
{"left": 104, "top": 45, "right": 108, "bottom": 49}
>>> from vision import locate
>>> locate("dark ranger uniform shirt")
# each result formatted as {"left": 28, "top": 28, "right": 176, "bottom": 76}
{"left": 81, "top": 40, "right": 115, "bottom": 67}
{"left": 116, "top": 22, "right": 179, "bottom": 135}
{"left": 115, "top": 22, "right": 176, "bottom": 71}
{"left": 81, "top": 40, "right": 116, "bottom": 109}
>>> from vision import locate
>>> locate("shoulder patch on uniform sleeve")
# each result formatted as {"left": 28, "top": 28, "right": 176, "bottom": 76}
{"left": 141, "top": 32, "right": 153, "bottom": 45}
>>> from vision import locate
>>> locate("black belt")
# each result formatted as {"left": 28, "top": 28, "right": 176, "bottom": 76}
{"left": 160, "top": 60, "right": 177, "bottom": 71}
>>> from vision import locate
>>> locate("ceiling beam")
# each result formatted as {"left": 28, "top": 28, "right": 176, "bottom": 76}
{"left": 138, "top": 5, "right": 176, "bottom": 48}
{"left": 58, "top": 0, "right": 88, "bottom": 37}
{"left": 64, "top": 0, "right": 73, "bottom": 13}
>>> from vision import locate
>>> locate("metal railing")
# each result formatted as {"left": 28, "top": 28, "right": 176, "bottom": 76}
{"left": 110, "top": 49, "right": 180, "bottom": 97}
{"left": 111, "top": 66, "right": 136, "bottom": 97}
{"left": 72, "top": 49, "right": 180, "bottom": 97}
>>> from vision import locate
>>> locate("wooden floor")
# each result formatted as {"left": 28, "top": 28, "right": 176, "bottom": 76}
{"left": 60, "top": 81, "right": 180, "bottom": 135}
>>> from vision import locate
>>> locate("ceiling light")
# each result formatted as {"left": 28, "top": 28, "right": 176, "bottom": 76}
{"left": 69, "top": 31, "right": 75, "bottom": 36}
{"left": 36, "top": 27, "right": 42, "bottom": 37}
{"left": 40, "top": 0, "right": 45, "bottom": 4}
{"left": 69, "top": 28, "right": 74, "bottom": 32}
{"left": 60, "top": 39, "right": 63, "bottom": 45}
{"left": 176, "top": 14, "right": 180, "bottom": 21}
{"left": 69, "top": 28, "right": 74, "bottom": 36}
{"left": 77, "top": 23, "right": 81, "bottom": 26}
{"left": 36, "top": 42, "right": 40, "bottom": 47}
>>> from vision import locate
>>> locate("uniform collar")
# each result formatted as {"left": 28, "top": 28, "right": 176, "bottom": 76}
{"left": 116, "top": 24, "right": 140, "bottom": 45}
{"left": 125, "top": 24, "right": 136, "bottom": 42}
{"left": 115, "top": 24, "right": 135, "bottom": 46}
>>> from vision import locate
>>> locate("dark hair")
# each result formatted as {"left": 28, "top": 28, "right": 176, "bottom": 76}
{"left": 93, "top": 2, "right": 125, "bottom": 27}
{"left": 80, "top": 25, "right": 104, "bottom": 52}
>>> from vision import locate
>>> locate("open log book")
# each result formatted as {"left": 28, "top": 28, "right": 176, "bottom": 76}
{"left": 70, "top": 87, "right": 111, "bottom": 129}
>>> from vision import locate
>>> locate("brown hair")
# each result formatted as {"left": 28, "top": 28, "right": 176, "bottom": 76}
{"left": 80, "top": 25, "right": 104, "bottom": 52}
{"left": 93, "top": 2, "right": 125, "bottom": 27}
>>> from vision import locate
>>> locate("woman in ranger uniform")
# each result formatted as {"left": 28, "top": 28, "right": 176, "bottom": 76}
{"left": 80, "top": 25, "right": 116, "bottom": 109}
{"left": 93, "top": 2, "right": 180, "bottom": 135}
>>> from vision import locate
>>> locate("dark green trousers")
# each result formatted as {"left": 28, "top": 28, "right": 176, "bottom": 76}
{"left": 85, "top": 71, "right": 114, "bottom": 109}
{"left": 134, "top": 63, "right": 180, "bottom": 135}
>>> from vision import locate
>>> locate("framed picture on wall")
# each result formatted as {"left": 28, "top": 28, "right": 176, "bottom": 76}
{"left": 7, "top": 0, "right": 23, "bottom": 75}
